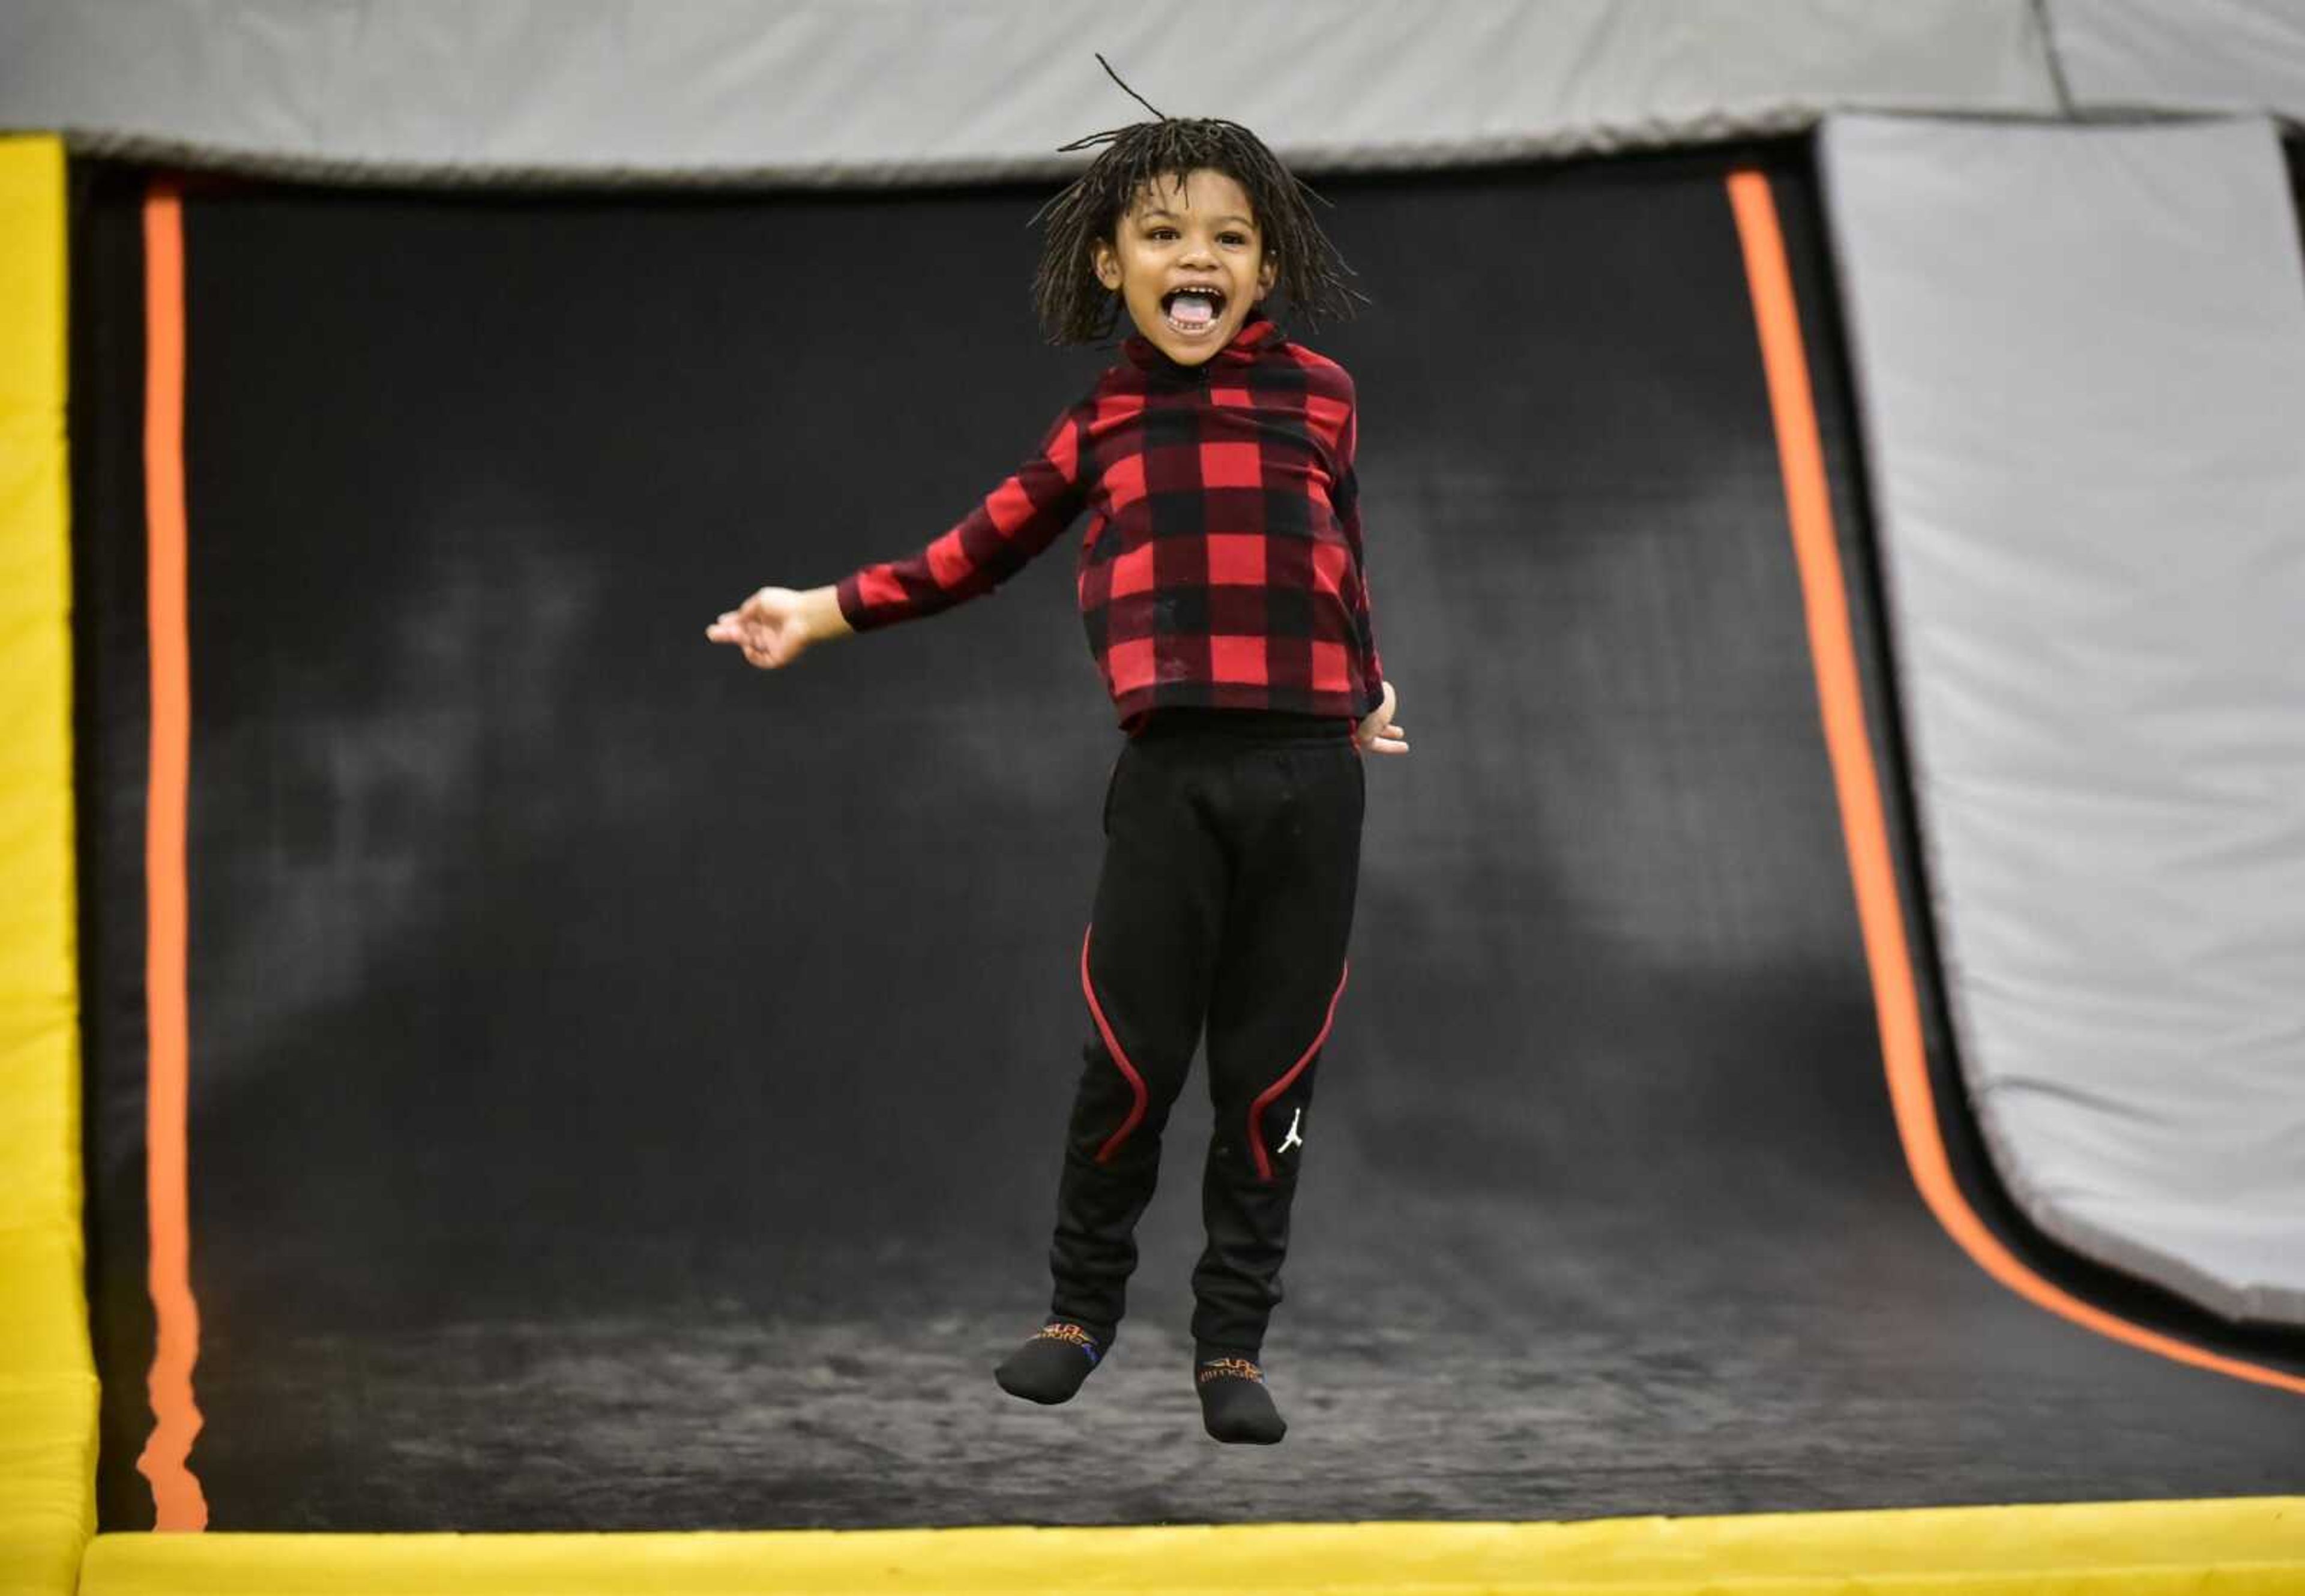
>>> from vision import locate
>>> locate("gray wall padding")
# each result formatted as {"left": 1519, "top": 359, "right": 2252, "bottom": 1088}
{"left": 2050, "top": 0, "right": 2305, "bottom": 127}
{"left": 1820, "top": 112, "right": 2305, "bottom": 1326}
{"left": 1, "top": 0, "right": 2061, "bottom": 183}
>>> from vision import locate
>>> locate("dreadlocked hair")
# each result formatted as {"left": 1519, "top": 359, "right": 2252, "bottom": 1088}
{"left": 1029, "top": 110, "right": 1365, "bottom": 345}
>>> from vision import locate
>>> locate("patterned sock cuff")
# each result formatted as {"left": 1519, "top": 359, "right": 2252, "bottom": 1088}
{"left": 1036, "top": 1322, "right": 1103, "bottom": 1365}
{"left": 1196, "top": 1356, "right": 1264, "bottom": 1385}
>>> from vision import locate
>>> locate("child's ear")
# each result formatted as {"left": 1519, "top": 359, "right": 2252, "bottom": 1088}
{"left": 1092, "top": 238, "right": 1122, "bottom": 292}
{"left": 1255, "top": 253, "right": 1279, "bottom": 301}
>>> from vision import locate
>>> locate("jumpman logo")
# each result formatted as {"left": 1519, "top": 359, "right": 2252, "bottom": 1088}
{"left": 1277, "top": 1109, "right": 1304, "bottom": 1154}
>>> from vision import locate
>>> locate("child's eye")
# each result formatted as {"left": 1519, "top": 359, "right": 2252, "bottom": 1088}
{"left": 1220, "top": 232, "right": 1247, "bottom": 245}
{"left": 1148, "top": 227, "right": 1178, "bottom": 240}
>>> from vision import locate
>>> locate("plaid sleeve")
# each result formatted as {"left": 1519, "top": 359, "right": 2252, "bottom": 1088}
{"left": 834, "top": 403, "right": 1088, "bottom": 632}
{"left": 1333, "top": 399, "right": 1385, "bottom": 715}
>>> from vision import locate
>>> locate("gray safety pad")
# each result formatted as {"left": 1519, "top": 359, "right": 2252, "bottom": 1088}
{"left": 2049, "top": 0, "right": 2305, "bottom": 127}
{"left": 1820, "top": 112, "right": 2305, "bottom": 1325}
{"left": 0, "top": 0, "right": 2056, "bottom": 182}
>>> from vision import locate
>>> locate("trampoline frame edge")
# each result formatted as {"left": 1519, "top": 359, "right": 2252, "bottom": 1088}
{"left": 27, "top": 145, "right": 2298, "bottom": 1586}
{"left": 70, "top": 1500, "right": 2305, "bottom": 1594}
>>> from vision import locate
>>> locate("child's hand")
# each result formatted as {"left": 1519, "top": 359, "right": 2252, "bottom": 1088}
{"left": 1354, "top": 679, "right": 1407, "bottom": 756}
{"left": 705, "top": 586, "right": 818, "bottom": 670}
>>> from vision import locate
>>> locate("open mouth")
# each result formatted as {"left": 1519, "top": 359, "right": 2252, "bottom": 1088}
{"left": 1160, "top": 286, "right": 1228, "bottom": 336}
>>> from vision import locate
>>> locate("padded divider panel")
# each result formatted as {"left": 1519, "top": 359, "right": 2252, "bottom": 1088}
{"left": 1820, "top": 112, "right": 2305, "bottom": 1325}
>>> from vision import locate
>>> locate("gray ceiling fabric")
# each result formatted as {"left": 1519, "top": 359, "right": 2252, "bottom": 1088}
{"left": 1, "top": 0, "right": 2062, "bottom": 184}
{"left": 2048, "top": 0, "right": 2305, "bottom": 128}
{"left": 1819, "top": 110, "right": 2305, "bottom": 1327}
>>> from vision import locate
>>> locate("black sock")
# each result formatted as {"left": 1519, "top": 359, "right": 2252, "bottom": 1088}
{"left": 994, "top": 1321, "right": 1107, "bottom": 1405}
{"left": 1195, "top": 1354, "right": 1286, "bottom": 1444}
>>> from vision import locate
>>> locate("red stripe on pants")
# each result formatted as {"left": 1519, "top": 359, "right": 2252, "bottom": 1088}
{"left": 1079, "top": 924, "right": 1149, "bottom": 1163}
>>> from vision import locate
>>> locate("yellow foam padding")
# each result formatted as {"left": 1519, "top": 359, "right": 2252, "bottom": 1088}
{"left": 0, "top": 131, "right": 98, "bottom": 1596}
{"left": 0, "top": 1384, "right": 93, "bottom": 1596}
{"left": 73, "top": 1498, "right": 2305, "bottom": 1595}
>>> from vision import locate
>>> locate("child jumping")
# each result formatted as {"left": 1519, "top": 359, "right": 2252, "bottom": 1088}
{"left": 706, "top": 86, "right": 1406, "bottom": 1445}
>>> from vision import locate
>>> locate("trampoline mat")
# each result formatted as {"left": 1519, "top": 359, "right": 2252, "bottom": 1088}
{"left": 69, "top": 148, "right": 2304, "bottom": 1531}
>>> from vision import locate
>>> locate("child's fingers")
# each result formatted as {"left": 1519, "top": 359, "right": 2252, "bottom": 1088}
{"left": 707, "top": 612, "right": 779, "bottom": 665}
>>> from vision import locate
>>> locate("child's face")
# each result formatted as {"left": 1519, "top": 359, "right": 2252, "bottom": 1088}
{"left": 1092, "top": 167, "right": 1278, "bottom": 366}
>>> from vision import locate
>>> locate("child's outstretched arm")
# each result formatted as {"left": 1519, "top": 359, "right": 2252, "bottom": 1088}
{"left": 707, "top": 403, "right": 1088, "bottom": 672}
{"left": 704, "top": 585, "right": 851, "bottom": 670}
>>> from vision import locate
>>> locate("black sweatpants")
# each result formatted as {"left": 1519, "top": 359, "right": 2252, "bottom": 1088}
{"left": 1046, "top": 705, "right": 1366, "bottom": 1361}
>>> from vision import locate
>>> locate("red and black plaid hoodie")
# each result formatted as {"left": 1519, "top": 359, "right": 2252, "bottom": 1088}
{"left": 833, "top": 313, "right": 1384, "bottom": 734}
